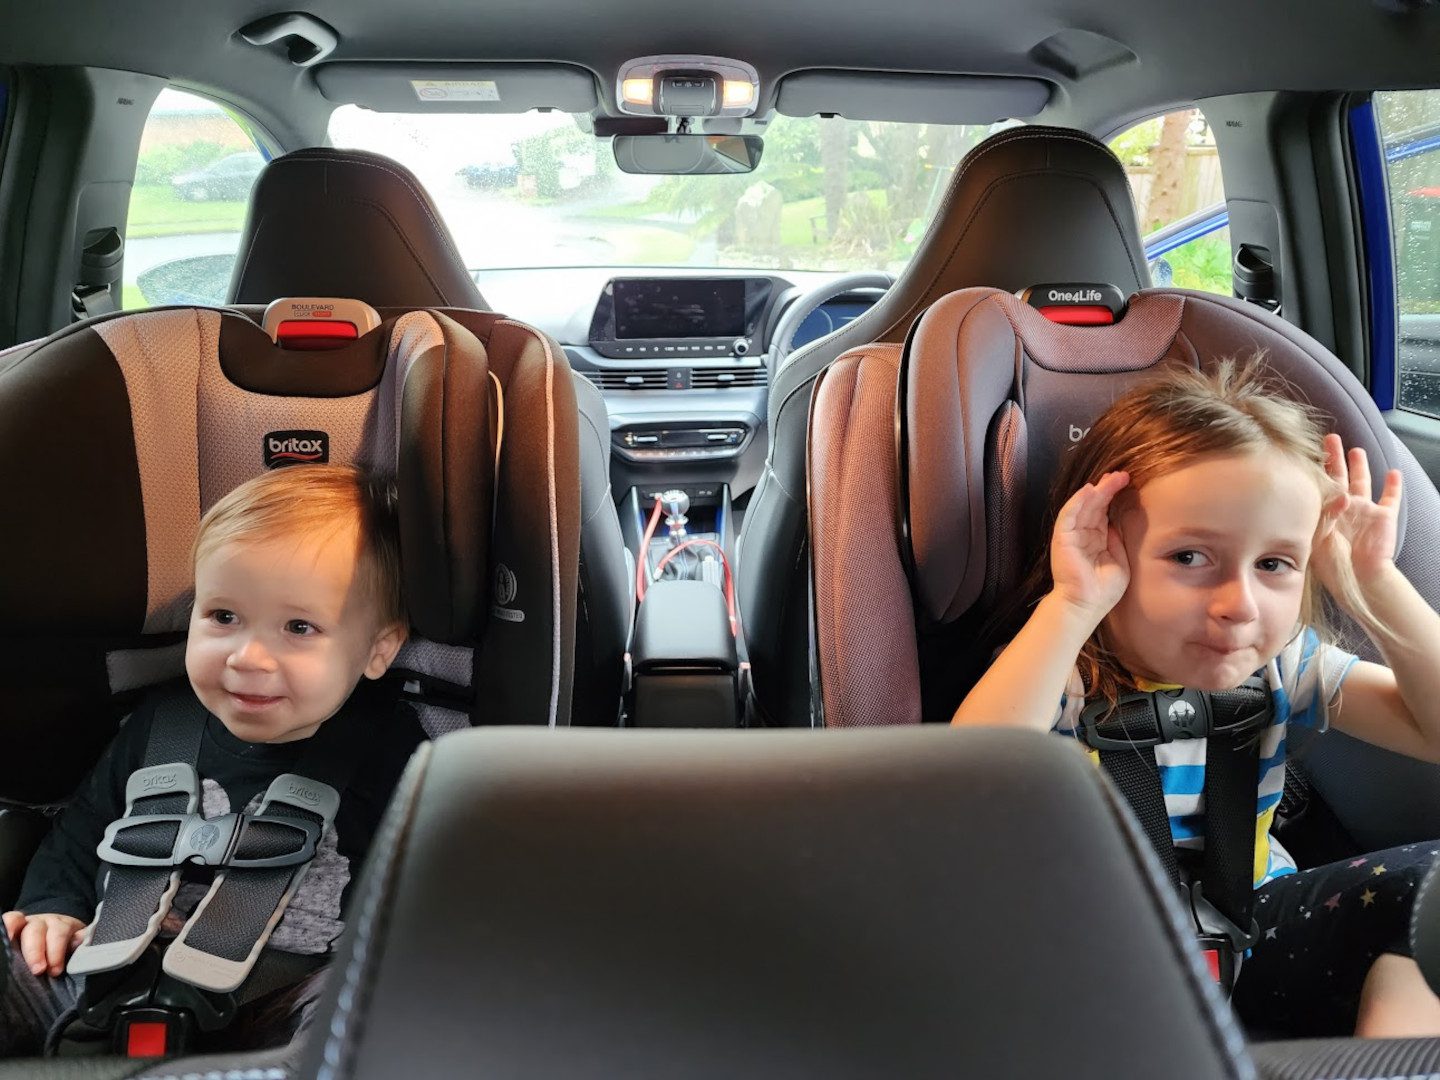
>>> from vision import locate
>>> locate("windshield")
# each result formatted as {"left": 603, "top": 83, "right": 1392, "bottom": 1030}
{"left": 328, "top": 108, "right": 993, "bottom": 272}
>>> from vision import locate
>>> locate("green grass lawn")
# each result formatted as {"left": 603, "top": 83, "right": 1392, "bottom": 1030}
{"left": 127, "top": 184, "right": 247, "bottom": 239}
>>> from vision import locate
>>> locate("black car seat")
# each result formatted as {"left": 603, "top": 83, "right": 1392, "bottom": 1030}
{"left": 735, "top": 126, "right": 1151, "bottom": 725}
{"left": 300, "top": 725, "right": 1252, "bottom": 1079}
{"left": 0, "top": 298, "right": 578, "bottom": 864}
{"left": 227, "top": 148, "right": 630, "bottom": 726}
{"left": 0, "top": 299, "right": 579, "bottom": 1072}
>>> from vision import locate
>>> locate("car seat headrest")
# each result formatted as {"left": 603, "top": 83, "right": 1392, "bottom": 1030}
{"left": 227, "top": 148, "right": 487, "bottom": 310}
{"left": 898, "top": 287, "right": 1405, "bottom": 625}
{"left": 0, "top": 305, "right": 494, "bottom": 644}
{"left": 854, "top": 126, "right": 1150, "bottom": 345}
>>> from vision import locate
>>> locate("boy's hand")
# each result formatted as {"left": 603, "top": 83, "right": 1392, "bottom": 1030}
{"left": 2, "top": 910, "right": 87, "bottom": 978}
{"left": 1051, "top": 471, "right": 1132, "bottom": 618}
{"left": 1314, "top": 434, "right": 1402, "bottom": 590}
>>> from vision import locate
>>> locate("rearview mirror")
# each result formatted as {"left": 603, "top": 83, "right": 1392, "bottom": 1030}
{"left": 612, "top": 134, "right": 763, "bottom": 175}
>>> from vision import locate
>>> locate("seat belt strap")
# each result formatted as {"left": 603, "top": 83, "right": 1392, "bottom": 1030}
{"left": 1197, "top": 681, "right": 1266, "bottom": 940}
{"left": 1081, "top": 677, "right": 1268, "bottom": 983}
{"left": 1097, "top": 741, "right": 1183, "bottom": 889}
{"left": 161, "top": 690, "right": 370, "bottom": 992}
{"left": 68, "top": 690, "right": 208, "bottom": 978}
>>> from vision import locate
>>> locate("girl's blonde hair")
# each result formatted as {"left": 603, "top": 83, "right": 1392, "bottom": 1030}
{"left": 193, "top": 464, "right": 406, "bottom": 629}
{"left": 1019, "top": 357, "right": 1356, "bottom": 706}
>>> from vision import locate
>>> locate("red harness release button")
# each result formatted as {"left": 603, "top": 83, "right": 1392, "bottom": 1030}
{"left": 126, "top": 1020, "right": 169, "bottom": 1057}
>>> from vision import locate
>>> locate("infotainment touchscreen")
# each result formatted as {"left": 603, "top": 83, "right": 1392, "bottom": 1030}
{"left": 613, "top": 279, "right": 746, "bottom": 339}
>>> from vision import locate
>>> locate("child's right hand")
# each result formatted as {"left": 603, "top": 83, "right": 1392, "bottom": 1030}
{"left": 2, "top": 910, "right": 87, "bottom": 978}
{"left": 1050, "top": 471, "right": 1132, "bottom": 618}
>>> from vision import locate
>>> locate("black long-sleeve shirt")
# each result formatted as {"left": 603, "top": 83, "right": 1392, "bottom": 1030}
{"left": 18, "top": 678, "right": 426, "bottom": 954}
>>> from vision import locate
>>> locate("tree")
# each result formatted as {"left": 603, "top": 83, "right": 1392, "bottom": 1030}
{"left": 1144, "top": 111, "right": 1193, "bottom": 231}
{"left": 820, "top": 119, "right": 849, "bottom": 238}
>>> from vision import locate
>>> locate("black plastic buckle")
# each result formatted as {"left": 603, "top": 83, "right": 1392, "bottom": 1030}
{"left": 98, "top": 811, "right": 320, "bottom": 870}
{"left": 113, "top": 1005, "right": 193, "bottom": 1058}
{"left": 1080, "top": 687, "right": 1213, "bottom": 751}
{"left": 1188, "top": 881, "right": 1261, "bottom": 993}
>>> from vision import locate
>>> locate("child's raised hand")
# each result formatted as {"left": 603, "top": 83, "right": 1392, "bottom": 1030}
{"left": 1314, "top": 434, "right": 1402, "bottom": 589}
{"left": 3, "top": 909, "right": 87, "bottom": 977}
{"left": 1050, "top": 471, "right": 1131, "bottom": 617}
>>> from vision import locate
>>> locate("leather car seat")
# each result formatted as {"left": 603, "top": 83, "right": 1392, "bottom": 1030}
{"left": 300, "top": 726, "right": 1253, "bottom": 1079}
{"left": 735, "top": 126, "right": 1151, "bottom": 725}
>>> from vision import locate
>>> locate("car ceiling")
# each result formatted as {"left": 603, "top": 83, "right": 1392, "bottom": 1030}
{"left": 3, "top": 0, "right": 1440, "bottom": 144}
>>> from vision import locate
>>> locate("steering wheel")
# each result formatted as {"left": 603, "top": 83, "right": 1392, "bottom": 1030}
{"left": 767, "top": 271, "right": 895, "bottom": 371}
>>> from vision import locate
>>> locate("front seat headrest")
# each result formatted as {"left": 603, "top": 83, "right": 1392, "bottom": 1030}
{"left": 228, "top": 148, "right": 487, "bottom": 309}
{"left": 845, "top": 125, "right": 1150, "bottom": 347}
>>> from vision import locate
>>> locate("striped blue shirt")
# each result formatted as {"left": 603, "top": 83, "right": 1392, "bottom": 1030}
{"left": 1053, "top": 627, "right": 1357, "bottom": 887}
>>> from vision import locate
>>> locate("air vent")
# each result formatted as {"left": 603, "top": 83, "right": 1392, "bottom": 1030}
{"left": 691, "top": 368, "right": 768, "bottom": 389}
{"left": 583, "top": 369, "right": 668, "bottom": 391}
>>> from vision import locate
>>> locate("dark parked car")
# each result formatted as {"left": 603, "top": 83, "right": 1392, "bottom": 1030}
{"left": 170, "top": 150, "right": 265, "bottom": 201}
{"left": 457, "top": 160, "right": 520, "bottom": 188}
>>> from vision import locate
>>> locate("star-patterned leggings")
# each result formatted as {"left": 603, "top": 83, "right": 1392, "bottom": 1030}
{"left": 1230, "top": 841, "right": 1438, "bottom": 1037}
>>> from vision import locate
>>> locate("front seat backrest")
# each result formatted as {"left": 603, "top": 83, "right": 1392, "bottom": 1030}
{"left": 302, "top": 727, "right": 1250, "bottom": 1079}
{"left": 227, "top": 148, "right": 627, "bottom": 726}
{"left": 738, "top": 126, "right": 1149, "bottom": 724}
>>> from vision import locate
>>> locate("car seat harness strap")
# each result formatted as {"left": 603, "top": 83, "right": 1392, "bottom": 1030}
{"left": 1080, "top": 675, "right": 1268, "bottom": 991}
{"left": 63, "top": 688, "right": 363, "bottom": 1054}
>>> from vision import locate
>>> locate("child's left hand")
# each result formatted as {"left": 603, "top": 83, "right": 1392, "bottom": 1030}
{"left": 1312, "top": 433, "right": 1403, "bottom": 589}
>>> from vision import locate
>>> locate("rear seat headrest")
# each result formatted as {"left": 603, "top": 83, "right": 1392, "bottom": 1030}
{"left": 897, "top": 287, "right": 1405, "bottom": 625}
{"left": 0, "top": 305, "right": 494, "bottom": 644}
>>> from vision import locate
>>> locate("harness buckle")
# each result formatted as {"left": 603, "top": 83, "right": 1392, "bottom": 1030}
{"left": 113, "top": 1006, "right": 193, "bottom": 1058}
{"left": 1187, "top": 880, "right": 1261, "bottom": 993}
{"left": 1080, "top": 687, "right": 1214, "bottom": 750}
{"left": 97, "top": 808, "right": 324, "bottom": 871}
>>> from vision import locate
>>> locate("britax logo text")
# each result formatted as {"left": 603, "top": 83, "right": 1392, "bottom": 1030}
{"left": 1048, "top": 288, "right": 1103, "bottom": 304}
{"left": 264, "top": 430, "right": 329, "bottom": 469}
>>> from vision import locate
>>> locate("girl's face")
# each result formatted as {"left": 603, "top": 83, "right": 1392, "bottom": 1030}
{"left": 1103, "top": 451, "right": 1324, "bottom": 690}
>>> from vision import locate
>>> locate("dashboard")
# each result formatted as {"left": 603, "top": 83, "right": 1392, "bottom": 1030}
{"left": 470, "top": 266, "right": 885, "bottom": 507}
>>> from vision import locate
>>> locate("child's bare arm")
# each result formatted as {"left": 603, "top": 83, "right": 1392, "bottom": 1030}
{"left": 952, "top": 472, "right": 1130, "bottom": 729}
{"left": 1314, "top": 437, "right": 1440, "bottom": 761}
{"left": 2, "top": 910, "right": 86, "bottom": 978}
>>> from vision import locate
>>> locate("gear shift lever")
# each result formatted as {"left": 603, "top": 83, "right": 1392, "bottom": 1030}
{"left": 660, "top": 489, "right": 690, "bottom": 541}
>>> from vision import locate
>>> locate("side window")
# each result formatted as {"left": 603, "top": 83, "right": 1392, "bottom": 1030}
{"left": 1108, "top": 108, "right": 1230, "bottom": 295}
{"left": 1375, "top": 90, "right": 1440, "bottom": 419}
{"left": 123, "top": 89, "right": 265, "bottom": 310}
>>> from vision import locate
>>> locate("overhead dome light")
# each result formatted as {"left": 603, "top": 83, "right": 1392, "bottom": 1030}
{"left": 723, "top": 80, "right": 755, "bottom": 108}
{"left": 621, "top": 78, "right": 654, "bottom": 107}
{"left": 616, "top": 55, "right": 760, "bottom": 118}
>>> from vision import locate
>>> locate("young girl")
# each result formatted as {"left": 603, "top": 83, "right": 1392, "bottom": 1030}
{"left": 953, "top": 359, "right": 1440, "bottom": 1039}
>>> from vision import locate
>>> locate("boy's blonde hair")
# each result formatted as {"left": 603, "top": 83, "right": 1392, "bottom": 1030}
{"left": 1019, "top": 357, "right": 1357, "bottom": 706}
{"left": 193, "top": 464, "right": 406, "bottom": 629}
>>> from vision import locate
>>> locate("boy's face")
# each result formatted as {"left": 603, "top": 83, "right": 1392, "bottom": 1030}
{"left": 1103, "top": 452, "right": 1322, "bottom": 690}
{"left": 185, "top": 524, "right": 405, "bottom": 743}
